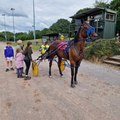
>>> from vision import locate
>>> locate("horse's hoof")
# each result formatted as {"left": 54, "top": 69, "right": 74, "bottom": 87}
{"left": 71, "top": 84, "right": 75, "bottom": 88}
{"left": 49, "top": 75, "right": 52, "bottom": 78}
{"left": 74, "top": 81, "right": 78, "bottom": 85}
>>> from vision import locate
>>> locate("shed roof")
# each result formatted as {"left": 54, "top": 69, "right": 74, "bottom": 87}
{"left": 70, "top": 7, "right": 117, "bottom": 19}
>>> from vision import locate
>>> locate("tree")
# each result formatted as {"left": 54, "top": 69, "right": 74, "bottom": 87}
{"left": 71, "top": 8, "right": 91, "bottom": 24}
{"left": 94, "top": 0, "right": 110, "bottom": 8}
{"left": 76, "top": 8, "right": 91, "bottom": 15}
{"left": 110, "top": 0, "right": 120, "bottom": 32}
{"left": 16, "top": 32, "right": 30, "bottom": 41}
{"left": 6, "top": 32, "right": 13, "bottom": 41}
{"left": 36, "top": 30, "right": 41, "bottom": 39}
{"left": 0, "top": 32, "right": 5, "bottom": 41}
{"left": 70, "top": 8, "right": 91, "bottom": 37}
{"left": 110, "top": 0, "right": 120, "bottom": 11}
{"left": 50, "top": 19, "right": 70, "bottom": 33}
{"left": 0, "top": 18, "right": 70, "bottom": 41}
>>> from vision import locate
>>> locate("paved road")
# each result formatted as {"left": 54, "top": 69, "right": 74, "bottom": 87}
{"left": 0, "top": 43, "right": 120, "bottom": 120}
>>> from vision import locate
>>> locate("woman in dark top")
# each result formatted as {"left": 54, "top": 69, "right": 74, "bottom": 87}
{"left": 23, "top": 42, "right": 33, "bottom": 80}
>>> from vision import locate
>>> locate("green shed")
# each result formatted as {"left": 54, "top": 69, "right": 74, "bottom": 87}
{"left": 70, "top": 8, "right": 117, "bottom": 39}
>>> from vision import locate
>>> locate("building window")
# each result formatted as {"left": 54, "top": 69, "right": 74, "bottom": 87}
{"left": 106, "top": 13, "right": 114, "bottom": 21}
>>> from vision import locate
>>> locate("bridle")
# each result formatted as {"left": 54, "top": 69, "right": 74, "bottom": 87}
{"left": 83, "top": 22, "right": 96, "bottom": 42}
{"left": 81, "top": 23, "right": 96, "bottom": 41}
{"left": 74, "top": 24, "right": 96, "bottom": 57}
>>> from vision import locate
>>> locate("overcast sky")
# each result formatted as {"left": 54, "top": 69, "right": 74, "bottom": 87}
{"left": 0, "top": 0, "right": 111, "bottom": 33}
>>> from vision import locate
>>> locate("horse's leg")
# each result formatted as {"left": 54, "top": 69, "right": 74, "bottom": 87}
{"left": 70, "top": 61, "right": 75, "bottom": 88}
{"left": 49, "top": 59, "right": 53, "bottom": 77}
{"left": 58, "top": 57, "right": 63, "bottom": 77}
{"left": 74, "top": 61, "right": 81, "bottom": 85}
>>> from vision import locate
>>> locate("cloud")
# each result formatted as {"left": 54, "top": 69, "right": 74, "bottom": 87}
{"left": 0, "top": 7, "right": 28, "bottom": 18}
{"left": 0, "top": 0, "right": 112, "bottom": 32}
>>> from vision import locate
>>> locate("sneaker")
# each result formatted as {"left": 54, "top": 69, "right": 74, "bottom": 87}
{"left": 19, "top": 76, "right": 24, "bottom": 78}
{"left": 24, "top": 76, "right": 31, "bottom": 80}
{"left": 5, "top": 69, "right": 9, "bottom": 72}
{"left": 10, "top": 68, "right": 14, "bottom": 71}
{"left": 22, "top": 72, "right": 25, "bottom": 75}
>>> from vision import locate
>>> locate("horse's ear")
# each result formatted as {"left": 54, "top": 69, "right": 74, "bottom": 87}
{"left": 80, "top": 19, "right": 84, "bottom": 25}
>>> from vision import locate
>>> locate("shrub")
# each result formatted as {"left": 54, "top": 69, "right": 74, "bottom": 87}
{"left": 84, "top": 39, "right": 120, "bottom": 61}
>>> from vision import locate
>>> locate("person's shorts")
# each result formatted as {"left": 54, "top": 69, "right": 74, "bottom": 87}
{"left": 6, "top": 57, "right": 13, "bottom": 61}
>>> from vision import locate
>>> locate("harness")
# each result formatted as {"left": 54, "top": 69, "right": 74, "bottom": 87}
{"left": 86, "top": 27, "right": 95, "bottom": 36}
{"left": 64, "top": 40, "right": 74, "bottom": 55}
{"left": 37, "top": 24, "right": 96, "bottom": 61}
{"left": 49, "top": 25, "right": 95, "bottom": 58}
{"left": 85, "top": 25, "right": 96, "bottom": 42}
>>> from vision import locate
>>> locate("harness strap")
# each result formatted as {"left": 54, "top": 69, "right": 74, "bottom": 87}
{"left": 74, "top": 43, "right": 84, "bottom": 60}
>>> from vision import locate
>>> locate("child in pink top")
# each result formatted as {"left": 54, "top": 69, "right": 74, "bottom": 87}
{"left": 15, "top": 48, "right": 24, "bottom": 78}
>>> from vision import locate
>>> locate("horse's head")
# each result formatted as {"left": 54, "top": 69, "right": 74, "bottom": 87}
{"left": 80, "top": 19, "right": 98, "bottom": 41}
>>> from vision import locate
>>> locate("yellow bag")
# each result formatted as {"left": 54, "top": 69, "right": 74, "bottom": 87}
{"left": 60, "top": 61, "right": 65, "bottom": 71}
{"left": 32, "top": 61, "right": 39, "bottom": 77}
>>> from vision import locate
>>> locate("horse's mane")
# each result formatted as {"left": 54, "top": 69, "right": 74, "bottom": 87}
{"left": 74, "top": 26, "right": 81, "bottom": 43}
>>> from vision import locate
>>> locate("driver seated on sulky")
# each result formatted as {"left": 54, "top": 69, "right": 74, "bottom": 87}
{"left": 39, "top": 41, "right": 49, "bottom": 55}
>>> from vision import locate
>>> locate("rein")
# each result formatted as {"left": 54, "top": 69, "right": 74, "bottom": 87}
{"left": 40, "top": 43, "right": 68, "bottom": 60}
{"left": 38, "top": 23, "right": 94, "bottom": 61}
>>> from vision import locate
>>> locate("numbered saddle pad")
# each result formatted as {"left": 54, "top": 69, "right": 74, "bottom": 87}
{"left": 60, "top": 61, "right": 65, "bottom": 71}
{"left": 32, "top": 61, "right": 39, "bottom": 77}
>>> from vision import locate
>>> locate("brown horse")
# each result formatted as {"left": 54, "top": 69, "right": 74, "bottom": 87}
{"left": 41, "top": 20, "right": 97, "bottom": 88}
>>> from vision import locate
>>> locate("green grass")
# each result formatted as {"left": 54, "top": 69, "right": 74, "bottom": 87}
{"left": 12, "top": 39, "right": 42, "bottom": 51}
{"left": 32, "top": 45, "right": 40, "bottom": 51}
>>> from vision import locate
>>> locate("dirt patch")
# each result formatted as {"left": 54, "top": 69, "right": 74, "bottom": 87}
{"left": 0, "top": 43, "right": 120, "bottom": 120}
